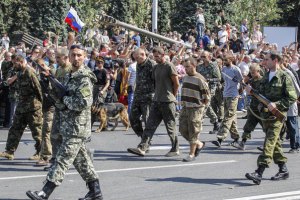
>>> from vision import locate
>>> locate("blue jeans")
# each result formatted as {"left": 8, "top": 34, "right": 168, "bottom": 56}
{"left": 196, "top": 23, "right": 204, "bottom": 47}
{"left": 286, "top": 116, "right": 300, "bottom": 149}
{"left": 127, "top": 91, "right": 134, "bottom": 115}
{"left": 237, "top": 91, "right": 245, "bottom": 111}
{"left": 9, "top": 99, "right": 17, "bottom": 127}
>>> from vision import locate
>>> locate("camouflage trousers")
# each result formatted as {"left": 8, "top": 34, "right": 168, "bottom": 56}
{"left": 40, "top": 106, "right": 54, "bottom": 160}
{"left": 129, "top": 99, "right": 152, "bottom": 137}
{"left": 50, "top": 109, "right": 62, "bottom": 159}
{"left": 258, "top": 119, "right": 287, "bottom": 167}
{"left": 47, "top": 137, "right": 98, "bottom": 185}
{"left": 6, "top": 109, "right": 42, "bottom": 153}
{"left": 242, "top": 109, "right": 262, "bottom": 140}
{"left": 204, "top": 101, "right": 218, "bottom": 124}
{"left": 211, "top": 87, "right": 224, "bottom": 121}
{"left": 217, "top": 97, "right": 239, "bottom": 141}
{"left": 139, "top": 102, "right": 179, "bottom": 152}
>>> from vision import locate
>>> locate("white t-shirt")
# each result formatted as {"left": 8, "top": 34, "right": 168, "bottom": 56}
{"left": 238, "top": 62, "right": 249, "bottom": 76}
{"left": 218, "top": 30, "right": 228, "bottom": 44}
{"left": 196, "top": 14, "right": 205, "bottom": 24}
{"left": 128, "top": 62, "right": 137, "bottom": 86}
{"left": 101, "top": 35, "right": 110, "bottom": 44}
{"left": 1, "top": 36, "right": 10, "bottom": 51}
{"left": 269, "top": 71, "right": 276, "bottom": 82}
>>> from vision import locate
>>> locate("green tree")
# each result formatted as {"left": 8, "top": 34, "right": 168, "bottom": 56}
{"left": 226, "top": 0, "right": 280, "bottom": 31}
{"left": 157, "top": 0, "right": 172, "bottom": 34}
{"left": 171, "top": 0, "right": 230, "bottom": 33}
{"left": 274, "top": 0, "right": 300, "bottom": 39}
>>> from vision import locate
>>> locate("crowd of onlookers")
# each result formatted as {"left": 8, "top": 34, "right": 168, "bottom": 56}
{"left": 0, "top": 8, "right": 300, "bottom": 151}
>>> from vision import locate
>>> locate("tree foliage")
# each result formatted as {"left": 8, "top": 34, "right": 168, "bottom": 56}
{"left": 226, "top": 0, "right": 280, "bottom": 30}
{"left": 171, "top": 0, "right": 230, "bottom": 32}
{"left": 0, "top": 0, "right": 299, "bottom": 43}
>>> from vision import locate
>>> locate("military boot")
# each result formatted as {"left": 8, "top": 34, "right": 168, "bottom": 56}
{"left": 0, "top": 151, "right": 14, "bottom": 160}
{"left": 271, "top": 163, "right": 289, "bottom": 181}
{"left": 245, "top": 165, "right": 266, "bottom": 185}
{"left": 26, "top": 181, "right": 56, "bottom": 200}
{"left": 79, "top": 179, "right": 103, "bottom": 200}
{"left": 209, "top": 122, "right": 219, "bottom": 134}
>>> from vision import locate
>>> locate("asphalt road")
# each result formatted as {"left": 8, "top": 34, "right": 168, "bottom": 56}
{"left": 0, "top": 112, "right": 300, "bottom": 200}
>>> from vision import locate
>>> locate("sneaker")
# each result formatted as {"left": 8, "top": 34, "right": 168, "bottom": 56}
{"left": 288, "top": 149, "right": 299, "bottom": 154}
{"left": 165, "top": 150, "right": 180, "bottom": 157}
{"left": 0, "top": 151, "right": 14, "bottom": 160}
{"left": 195, "top": 142, "right": 205, "bottom": 157}
{"left": 35, "top": 159, "right": 49, "bottom": 166}
{"left": 230, "top": 140, "right": 243, "bottom": 149}
{"left": 182, "top": 155, "right": 195, "bottom": 162}
{"left": 29, "top": 154, "right": 40, "bottom": 160}
{"left": 239, "top": 141, "right": 246, "bottom": 150}
{"left": 127, "top": 148, "right": 146, "bottom": 156}
{"left": 211, "top": 140, "right": 221, "bottom": 147}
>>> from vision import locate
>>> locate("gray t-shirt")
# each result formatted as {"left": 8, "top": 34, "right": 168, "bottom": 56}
{"left": 153, "top": 61, "right": 178, "bottom": 102}
{"left": 222, "top": 65, "right": 243, "bottom": 97}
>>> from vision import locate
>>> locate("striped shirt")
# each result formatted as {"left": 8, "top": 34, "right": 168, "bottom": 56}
{"left": 181, "top": 73, "right": 210, "bottom": 108}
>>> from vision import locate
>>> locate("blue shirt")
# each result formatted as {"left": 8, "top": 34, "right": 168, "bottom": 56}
{"left": 132, "top": 35, "right": 141, "bottom": 47}
{"left": 202, "top": 35, "right": 210, "bottom": 49}
{"left": 222, "top": 65, "right": 243, "bottom": 97}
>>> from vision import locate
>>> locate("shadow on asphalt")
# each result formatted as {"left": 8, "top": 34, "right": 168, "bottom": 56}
{"left": 146, "top": 176, "right": 256, "bottom": 187}
{"left": 0, "top": 166, "right": 44, "bottom": 172}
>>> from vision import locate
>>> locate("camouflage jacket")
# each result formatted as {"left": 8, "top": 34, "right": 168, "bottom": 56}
{"left": 1, "top": 60, "right": 13, "bottom": 82}
{"left": 7, "top": 67, "right": 18, "bottom": 100}
{"left": 248, "top": 76, "right": 263, "bottom": 110}
{"left": 134, "top": 58, "right": 156, "bottom": 102}
{"left": 196, "top": 62, "right": 221, "bottom": 94}
{"left": 15, "top": 66, "right": 43, "bottom": 114}
{"left": 60, "top": 65, "right": 97, "bottom": 138}
{"left": 259, "top": 69, "right": 297, "bottom": 114}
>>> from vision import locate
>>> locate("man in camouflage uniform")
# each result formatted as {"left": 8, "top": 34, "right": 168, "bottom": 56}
{"left": 238, "top": 63, "right": 263, "bottom": 150}
{"left": 0, "top": 55, "right": 43, "bottom": 160}
{"left": 45, "top": 47, "right": 72, "bottom": 170}
{"left": 5, "top": 54, "right": 18, "bottom": 127}
{"left": 26, "top": 45, "right": 103, "bottom": 200}
{"left": 245, "top": 52, "right": 297, "bottom": 185}
{"left": 196, "top": 51, "right": 221, "bottom": 134}
{"left": 0, "top": 52, "right": 13, "bottom": 127}
{"left": 211, "top": 58, "right": 224, "bottom": 122}
{"left": 127, "top": 47, "right": 180, "bottom": 157}
{"left": 129, "top": 48, "right": 155, "bottom": 137}
{"left": 35, "top": 58, "right": 56, "bottom": 166}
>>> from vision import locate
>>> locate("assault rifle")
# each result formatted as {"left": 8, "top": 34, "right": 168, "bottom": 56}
{"left": 28, "top": 58, "right": 67, "bottom": 99}
{"left": 221, "top": 72, "right": 286, "bottom": 122}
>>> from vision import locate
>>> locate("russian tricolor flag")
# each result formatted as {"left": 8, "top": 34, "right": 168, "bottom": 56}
{"left": 64, "top": 7, "right": 85, "bottom": 32}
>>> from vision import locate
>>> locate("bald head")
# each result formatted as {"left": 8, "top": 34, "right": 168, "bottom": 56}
{"left": 56, "top": 47, "right": 69, "bottom": 66}
{"left": 134, "top": 48, "right": 147, "bottom": 64}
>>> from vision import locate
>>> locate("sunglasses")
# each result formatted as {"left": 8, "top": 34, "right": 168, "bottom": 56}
{"left": 70, "top": 44, "right": 86, "bottom": 51}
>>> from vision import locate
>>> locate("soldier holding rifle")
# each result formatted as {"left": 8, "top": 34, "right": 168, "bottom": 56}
{"left": 245, "top": 51, "right": 297, "bottom": 185}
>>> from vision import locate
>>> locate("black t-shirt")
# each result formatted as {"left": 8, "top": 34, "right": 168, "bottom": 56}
{"left": 94, "top": 68, "right": 109, "bottom": 86}
{"left": 229, "top": 39, "right": 243, "bottom": 53}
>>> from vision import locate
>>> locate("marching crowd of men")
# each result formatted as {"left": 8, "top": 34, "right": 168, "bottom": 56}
{"left": 0, "top": 10, "right": 300, "bottom": 199}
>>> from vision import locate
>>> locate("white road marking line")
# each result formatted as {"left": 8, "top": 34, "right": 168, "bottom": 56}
{"left": 224, "top": 190, "right": 300, "bottom": 200}
{"left": 0, "top": 160, "right": 237, "bottom": 181}
{"left": 147, "top": 146, "right": 189, "bottom": 150}
{"left": 271, "top": 196, "right": 300, "bottom": 200}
